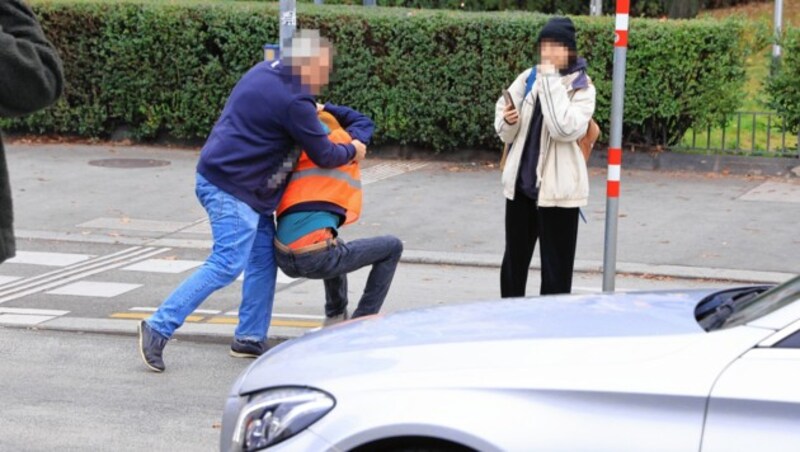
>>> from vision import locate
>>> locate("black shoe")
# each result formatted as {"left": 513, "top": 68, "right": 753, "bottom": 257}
{"left": 323, "top": 309, "right": 349, "bottom": 327}
{"left": 229, "top": 338, "right": 268, "bottom": 358}
{"left": 138, "top": 320, "right": 167, "bottom": 372}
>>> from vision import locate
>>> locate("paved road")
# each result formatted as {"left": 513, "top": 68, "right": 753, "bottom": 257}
{"left": 0, "top": 327, "right": 246, "bottom": 451}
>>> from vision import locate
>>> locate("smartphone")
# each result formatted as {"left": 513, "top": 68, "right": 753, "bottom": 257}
{"left": 502, "top": 89, "right": 516, "bottom": 111}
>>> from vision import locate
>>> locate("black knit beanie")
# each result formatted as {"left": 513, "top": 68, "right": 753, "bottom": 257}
{"left": 537, "top": 17, "right": 577, "bottom": 52}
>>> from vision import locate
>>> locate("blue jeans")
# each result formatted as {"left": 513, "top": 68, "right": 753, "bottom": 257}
{"left": 275, "top": 235, "right": 403, "bottom": 318}
{"left": 147, "top": 173, "right": 277, "bottom": 342}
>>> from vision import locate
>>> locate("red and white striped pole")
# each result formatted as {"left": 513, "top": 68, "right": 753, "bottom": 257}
{"left": 602, "top": 0, "right": 630, "bottom": 292}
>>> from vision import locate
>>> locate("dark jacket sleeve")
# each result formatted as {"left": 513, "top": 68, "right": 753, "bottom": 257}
{"left": 286, "top": 96, "right": 355, "bottom": 168}
{"left": 0, "top": 0, "right": 64, "bottom": 117}
{"left": 322, "top": 103, "right": 376, "bottom": 144}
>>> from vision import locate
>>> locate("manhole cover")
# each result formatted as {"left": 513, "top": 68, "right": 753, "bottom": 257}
{"left": 88, "top": 158, "right": 171, "bottom": 168}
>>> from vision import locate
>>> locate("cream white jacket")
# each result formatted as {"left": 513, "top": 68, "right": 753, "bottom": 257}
{"left": 495, "top": 67, "right": 596, "bottom": 207}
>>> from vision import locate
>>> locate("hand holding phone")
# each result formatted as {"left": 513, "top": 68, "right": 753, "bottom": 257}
{"left": 502, "top": 89, "right": 515, "bottom": 111}
{"left": 502, "top": 89, "right": 519, "bottom": 125}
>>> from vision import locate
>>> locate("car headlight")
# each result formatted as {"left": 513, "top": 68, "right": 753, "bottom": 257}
{"left": 230, "top": 387, "right": 335, "bottom": 451}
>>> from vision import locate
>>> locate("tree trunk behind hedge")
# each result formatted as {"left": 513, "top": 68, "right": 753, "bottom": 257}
{"left": 668, "top": 0, "right": 700, "bottom": 18}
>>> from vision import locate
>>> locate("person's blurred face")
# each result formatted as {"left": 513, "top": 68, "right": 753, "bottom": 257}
{"left": 285, "top": 30, "right": 334, "bottom": 95}
{"left": 298, "top": 45, "right": 332, "bottom": 95}
{"left": 540, "top": 39, "right": 572, "bottom": 71}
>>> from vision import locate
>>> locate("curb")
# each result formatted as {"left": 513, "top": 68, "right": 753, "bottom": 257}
{"left": 1, "top": 317, "right": 299, "bottom": 344}
{"left": 369, "top": 145, "right": 799, "bottom": 178}
{"left": 588, "top": 149, "right": 800, "bottom": 178}
{"left": 400, "top": 250, "right": 796, "bottom": 285}
{"left": 11, "top": 227, "right": 794, "bottom": 284}
{"left": 11, "top": 226, "right": 796, "bottom": 285}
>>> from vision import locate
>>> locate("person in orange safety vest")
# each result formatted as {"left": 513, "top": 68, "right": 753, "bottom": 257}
{"left": 274, "top": 103, "right": 403, "bottom": 326}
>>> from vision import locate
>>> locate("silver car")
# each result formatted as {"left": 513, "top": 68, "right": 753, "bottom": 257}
{"left": 220, "top": 276, "right": 800, "bottom": 452}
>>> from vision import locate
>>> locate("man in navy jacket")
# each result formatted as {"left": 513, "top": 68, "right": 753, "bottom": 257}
{"left": 139, "top": 30, "right": 366, "bottom": 372}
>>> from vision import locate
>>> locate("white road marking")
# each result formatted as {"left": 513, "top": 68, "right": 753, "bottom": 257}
{"left": 7, "top": 251, "right": 93, "bottom": 267}
{"left": 0, "top": 247, "right": 149, "bottom": 296}
{"left": 47, "top": 281, "right": 142, "bottom": 298}
{"left": 0, "top": 247, "right": 170, "bottom": 304}
{"left": 0, "top": 307, "right": 69, "bottom": 316}
{"left": 122, "top": 258, "right": 202, "bottom": 274}
{"left": 0, "top": 276, "right": 22, "bottom": 287}
{"left": 0, "top": 314, "right": 58, "bottom": 326}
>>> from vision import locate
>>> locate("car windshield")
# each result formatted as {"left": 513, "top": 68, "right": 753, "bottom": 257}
{"left": 720, "top": 276, "right": 800, "bottom": 330}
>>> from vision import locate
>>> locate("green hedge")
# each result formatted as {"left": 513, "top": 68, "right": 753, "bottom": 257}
{"left": 292, "top": 0, "right": 655, "bottom": 15}
{"left": 767, "top": 27, "right": 800, "bottom": 135}
{"left": 286, "top": 0, "right": 771, "bottom": 17}
{"left": 3, "top": 0, "right": 748, "bottom": 151}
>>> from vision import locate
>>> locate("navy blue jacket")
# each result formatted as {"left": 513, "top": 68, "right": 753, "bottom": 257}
{"left": 197, "top": 60, "right": 359, "bottom": 214}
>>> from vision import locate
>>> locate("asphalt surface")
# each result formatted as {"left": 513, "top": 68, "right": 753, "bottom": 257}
{"left": 0, "top": 327, "right": 247, "bottom": 451}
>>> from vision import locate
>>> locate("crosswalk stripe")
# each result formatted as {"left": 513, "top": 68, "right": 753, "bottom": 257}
{"left": 0, "top": 307, "right": 69, "bottom": 316}
{"left": 0, "top": 247, "right": 146, "bottom": 295}
{"left": 7, "top": 251, "right": 93, "bottom": 267}
{"left": 0, "top": 247, "right": 170, "bottom": 305}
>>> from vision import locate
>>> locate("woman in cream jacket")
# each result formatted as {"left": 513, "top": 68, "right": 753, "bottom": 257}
{"left": 494, "top": 17, "right": 596, "bottom": 297}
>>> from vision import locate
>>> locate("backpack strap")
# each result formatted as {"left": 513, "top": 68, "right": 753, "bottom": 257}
{"left": 524, "top": 67, "right": 537, "bottom": 98}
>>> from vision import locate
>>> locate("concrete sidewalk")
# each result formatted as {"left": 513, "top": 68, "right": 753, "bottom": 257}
{"left": 0, "top": 142, "right": 798, "bottom": 341}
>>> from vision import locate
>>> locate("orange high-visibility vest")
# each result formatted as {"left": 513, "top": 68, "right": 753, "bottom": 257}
{"left": 276, "top": 111, "right": 362, "bottom": 225}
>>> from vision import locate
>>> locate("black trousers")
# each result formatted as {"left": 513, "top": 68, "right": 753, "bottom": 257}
{"left": 500, "top": 193, "right": 579, "bottom": 298}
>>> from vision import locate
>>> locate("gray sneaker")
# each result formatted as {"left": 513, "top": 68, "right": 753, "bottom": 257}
{"left": 138, "top": 320, "right": 168, "bottom": 373}
{"left": 229, "top": 338, "right": 268, "bottom": 358}
{"left": 323, "top": 309, "right": 349, "bottom": 327}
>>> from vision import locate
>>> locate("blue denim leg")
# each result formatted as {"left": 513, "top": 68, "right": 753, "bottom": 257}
{"left": 347, "top": 236, "right": 403, "bottom": 317}
{"left": 147, "top": 174, "right": 261, "bottom": 339}
{"left": 323, "top": 273, "right": 348, "bottom": 317}
{"left": 236, "top": 214, "right": 277, "bottom": 342}
{"left": 290, "top": 236, "right": 403, "bottom": 318}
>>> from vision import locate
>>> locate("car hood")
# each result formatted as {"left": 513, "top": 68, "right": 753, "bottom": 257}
{"left": 292, "top": 289, "right": 710, "bottom": 345}
{"left": 236, "top": 290, "right": 745, "bottom": 394}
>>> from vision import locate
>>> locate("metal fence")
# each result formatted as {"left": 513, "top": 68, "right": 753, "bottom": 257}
{"left": 674, "top": 111, "right": 800, "bottom": 158}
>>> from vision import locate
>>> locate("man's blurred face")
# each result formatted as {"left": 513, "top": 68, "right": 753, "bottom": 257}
{"left": 285, "top": 30, "right": 334, "bottom": 95}
{"left": 298, "top": 45, "right": 332, "bottom": 95}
